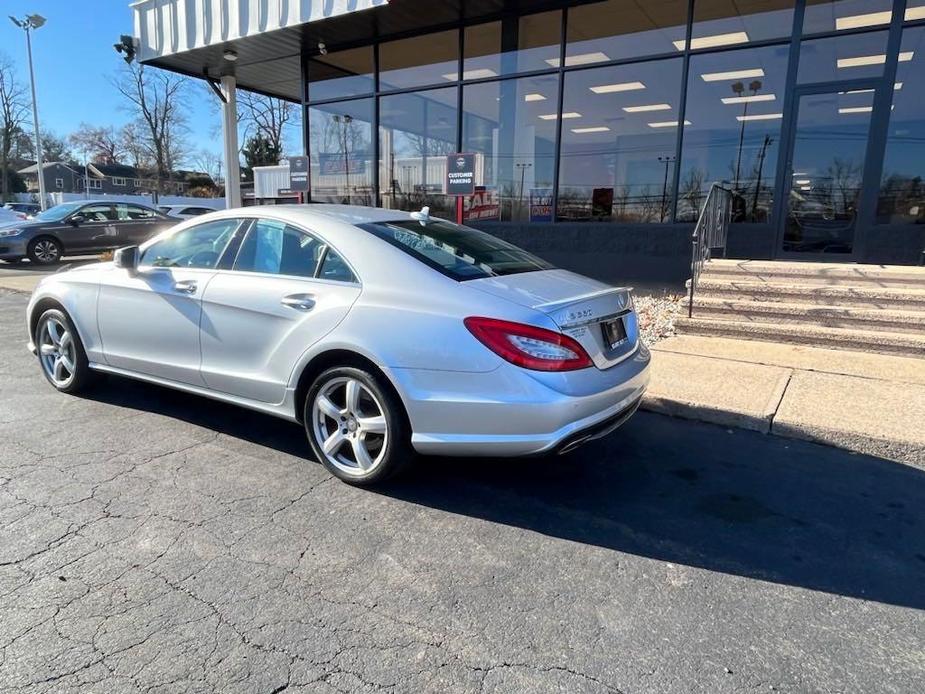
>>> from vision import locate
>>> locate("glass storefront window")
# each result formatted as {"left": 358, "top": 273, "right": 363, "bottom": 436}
{"left": 798, "top": 30, "right": 890, "bottom": 83}
{"left": 557, "top": 58, "right": 683, "bottom": 223}
{"left": 878, "top": 26, "right": 925, "bottom": 224}
{"left": 803, "top": 0, "right": 894, "bottom": 35}
{"left": 692, "top": 1, "right": 795, "bottom": 47}
{"left": 462, "top": 76, "right": 559, "bottom": 222}
{"left": 379, "top": 30, "right": 459, "bottom": 91}
{"left": 566, "top": 1, "right": 686, "bottom": 62}
{"left": 379, "top": 88, "right": 458, "bottom": 219}
{"left": 464, "top": 11, "right": 562, "bottom": 77}
{"left": 308, "top": 46, "right": 374, "bottom": 102}
{"left": 678, "top": 45, "right": 789, "bottom": 223}
{"left": 308, "top": 99, "right": 375, "bottom": 205}
{"left": 784, "top": 90, "right": 873, "bottom": 254}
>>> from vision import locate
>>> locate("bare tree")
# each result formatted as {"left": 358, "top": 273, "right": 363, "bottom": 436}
{"left": 0, "top": 53, "right": 29, "bottom": 201}
{"left": 69, "top": 123, "right": 123, "bottom": 165}
{"left": 119, "top": 122, "right": 151, "bottom": 169}
{"left": 237, "top": 91, "right": 297, "bottom": 155}
{"left": 826, "top": 157, "right": 861, "bottom": 216}
{"left": 112, "top": 64, "right": 190, "bottom": 191}
{"left": 192, "top": 149, "right": 223, "bottom": 184}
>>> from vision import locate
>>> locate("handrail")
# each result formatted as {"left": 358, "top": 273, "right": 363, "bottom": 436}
{"left": 688, "top": 183, "right": 733, "bottom": 318}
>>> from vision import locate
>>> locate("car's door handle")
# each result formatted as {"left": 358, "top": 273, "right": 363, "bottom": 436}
{"left": 173, "top": 280, "right": 198, "bottom": 294}
{"left": 281, "top": 294, "right": 316, "bottom": 311}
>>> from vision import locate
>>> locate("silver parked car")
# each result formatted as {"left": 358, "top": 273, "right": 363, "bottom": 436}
{"left": 26, "top": 205, "right": 650, "bottom": 484}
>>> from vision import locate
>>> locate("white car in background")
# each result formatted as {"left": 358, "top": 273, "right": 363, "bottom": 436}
{"left": 25, "top": 205, "right": 649, "bottom": 485}
{"left": 158, "top": 204, "right": 220, "bottom": 219}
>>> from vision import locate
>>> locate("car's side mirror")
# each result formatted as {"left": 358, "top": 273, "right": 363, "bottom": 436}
{"left": 113, "top": 245, "right": 140, "bottom": 273}
{"left": 69, "top": 213, "right": 85, "bottom": 226}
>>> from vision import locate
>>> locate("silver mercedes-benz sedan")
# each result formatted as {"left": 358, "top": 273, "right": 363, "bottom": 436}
{"left": 26, "top": 205, "right": 649, "bottom": 484}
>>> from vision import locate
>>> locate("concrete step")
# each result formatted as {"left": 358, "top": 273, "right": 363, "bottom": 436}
{"left": 691, "top": 279, "right": 925, "bottom": 310}
{"left": 675, "top": 316, "right": 925, "bottom": 358}
{"left": 691, "top": 298, "right": 925, "bottom": 335}
{"left": 700, "top": 259, "right": 925, "bottom": 288}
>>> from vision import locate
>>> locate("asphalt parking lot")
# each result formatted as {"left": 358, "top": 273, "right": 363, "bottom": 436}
{"left": 1, "top": 289, "right": 923, "bottom": 693}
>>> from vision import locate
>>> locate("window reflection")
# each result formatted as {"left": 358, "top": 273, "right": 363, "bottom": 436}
{"left": 379, "top": 31, "right": 459, "bottom": 91}
{"left": 803, "top": 0, "right": 893, "bottom": 35}
{"left": 308, "top": 99, "right": 374, "bottom": 205}
{"left": 692, "top": 1, "right": 794, "bottom": 47}
{"left": 798, "top": 31, "right": 890, "bottom": 83}
{"left": 784, "top": 91, "right": 872, "bottom": 253}
{"left": 566, "top": 1, "right": 686, "bottom": 61}
{"left": 462, "top": 76, "right": 559, "bottom": 222}
{"left": 379, "top": 88, "right": 458, "bottom": 219}
{"left": 308, "top": 46, "right": 374, "bottom": 101}
{"left": 679, "top": 45, "right": 789, "bottom": 223}
{"left": 557, "top": 58, "right": 683, "bottom": 223}
{"left": 464, "top": 11, "right": 562, "bottom": 77}
{"left": 878, "top": 26, "right": 925, "bottom": 225}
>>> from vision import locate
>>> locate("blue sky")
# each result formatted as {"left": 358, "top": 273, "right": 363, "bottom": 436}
{"left": 2, "top": 0, "right": 216, "bottom": 161}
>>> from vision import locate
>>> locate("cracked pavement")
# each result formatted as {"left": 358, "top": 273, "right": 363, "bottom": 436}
{"left": 1, "top": 289, "right": 923, "bottom": 693}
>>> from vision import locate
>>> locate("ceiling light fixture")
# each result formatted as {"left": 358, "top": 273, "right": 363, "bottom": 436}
{"left": 442, "top": 68, "right": 498, "bottom": 81}
{"left": 571, "top": 126, "right": 610, "bottom": 134}
{"left": 700, "top": 68, "right": 765, "bottom": 82}
{"left": 647, "top": 120, "right": 691, "bottom": 128}
{"left": 795, "top": 179, "right": 811, "bottom": 185}
{"left": 589, "top": 81, "right": 646, "bottom": 94}
{"left": 673, "top": 31, "right": 749, "bottom": 51}
{"left": 835, "top": 6, "right": 925, "bottom": 30}
{"left": 539, "top": 112, "right": 581, "bottom": 120}
{"left": 721, "top": 93, "right": 776, "bottom": 104}
{"left": 837, "top": 52, "right": 913, "bottom": 68}
{"left": 736, "top": 113, "right": 783, "bottom": 121}
{"left": 223, "top": 49, "right": 238, "bottom": 61}
{"left": 545, "top": 52, "right": 610, "bottom": 68}
{"left": 838, "top": 106, "right": 873, "bottom": 114}
{"left": 524, "top": 93, "right": 546, "bottom": 102}
{"left": 622, "top": 103, "right": 671, "bottom": 113}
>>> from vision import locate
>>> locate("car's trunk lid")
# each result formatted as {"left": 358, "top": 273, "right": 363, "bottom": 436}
{"left": 467, "top": 269, "right": 639, "bottom": 369}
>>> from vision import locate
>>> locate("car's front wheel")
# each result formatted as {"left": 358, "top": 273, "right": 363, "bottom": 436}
{"left": 304, "top": 366, "right": 412, "bottom": 485}
{"left": 28, "top": 236, "right": 62, "bottom": 265}
{"left": 34, "top": 308, "right": 95, "bottom": 393}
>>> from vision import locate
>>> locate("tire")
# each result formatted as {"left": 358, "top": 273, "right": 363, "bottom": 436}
{"left": 304, "top": 365, "right": 413, "bottom": 485}
{"left": 28, "top": 236, "right": 62, "bottom": 265}
{"left": 34, "top": 308, "right": 96, "bottom": 393}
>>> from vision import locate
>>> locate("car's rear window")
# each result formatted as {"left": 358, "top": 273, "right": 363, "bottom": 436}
{"left": 357, "top": 219, "right": 553, "bottom": 281}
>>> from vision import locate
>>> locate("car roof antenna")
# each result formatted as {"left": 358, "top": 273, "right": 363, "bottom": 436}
{"left": 410, "top": 206, "right": 430, "bottom": 224}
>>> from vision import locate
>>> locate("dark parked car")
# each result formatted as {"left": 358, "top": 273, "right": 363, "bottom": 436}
{"left": 3, "top": 202, "right": 42, "bottom": 217}
{"left": 0, "top": 201, "right": 175, "bottom": 265}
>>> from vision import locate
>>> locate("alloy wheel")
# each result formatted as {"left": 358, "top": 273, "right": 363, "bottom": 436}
{"left": 311, "top": 376, "right": 389, "bottom": 476}
{"left": 33, "top": 239, "right": 60, "bottom": 263}
{"left": 38, "top": 316, "right": 76, "bottom": 388}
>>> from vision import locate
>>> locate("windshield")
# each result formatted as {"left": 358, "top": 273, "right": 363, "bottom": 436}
{"left": 358, "top": 219, "right": 554, "bottom": 281}
{"left": 32, "top": 202, "right": 84, "bottom": 222}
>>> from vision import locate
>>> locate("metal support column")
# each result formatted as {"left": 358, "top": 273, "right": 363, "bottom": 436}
{"left": 221, "top": 75, "right": 241, "bottom": 209}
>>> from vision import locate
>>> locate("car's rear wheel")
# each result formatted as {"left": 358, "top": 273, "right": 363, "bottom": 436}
{"left": 304, "top": 366, "right": 412, "bottom": 485}
{"left": 28, "top": 237, "right": 62, "bottom": 265}
{"left": 35, "top": 308, "right": 95, "bottom": 393}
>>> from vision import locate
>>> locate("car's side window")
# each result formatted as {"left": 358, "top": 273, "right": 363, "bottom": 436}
{"left": 233, "top": 219, "right": 324, "bottom": 278}
{"left": 317, "top": 249, "right": 357, "bottom": 283}
{"left": 80, "top": 204, "right": 115, "bottom": 222}
{"left": 141, "top": 219, "right": 241, "bottom": 269}
{"left": 117, "top": 204, "right": 156, "bottom": 220}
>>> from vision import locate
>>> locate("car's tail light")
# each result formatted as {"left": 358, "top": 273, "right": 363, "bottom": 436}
{"left": 464, "top": 317, "right": 593, "bottom": 372}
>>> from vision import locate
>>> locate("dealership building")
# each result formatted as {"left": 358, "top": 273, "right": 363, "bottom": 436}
{"left": 133, "top": 0, "right": 925, "bottom": 285}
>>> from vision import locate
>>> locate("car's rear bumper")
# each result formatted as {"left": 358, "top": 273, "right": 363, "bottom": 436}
{"left": 392, "top": 342, "right": 650, "bottom": 457}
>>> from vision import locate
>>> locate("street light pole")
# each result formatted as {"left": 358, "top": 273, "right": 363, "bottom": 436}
{"left": 10, "top": 14, "right": 48, "bottom": 211}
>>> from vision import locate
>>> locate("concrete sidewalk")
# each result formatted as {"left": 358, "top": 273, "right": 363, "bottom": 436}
{"left": 643, "top": 335, "right": 925, "bottom": 466}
